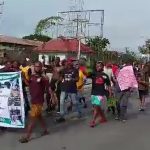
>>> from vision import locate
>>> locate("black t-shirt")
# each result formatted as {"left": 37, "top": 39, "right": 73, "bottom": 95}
{"left": 91, "top": 71, "right": 110, "bottom": 96}
{"left": 61, "top": 68, "right": 79, "bottom": 93}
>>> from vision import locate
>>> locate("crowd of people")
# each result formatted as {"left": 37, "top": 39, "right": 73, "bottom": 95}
{"left": 0, "top": 57, "right": 149, "bottom": 143}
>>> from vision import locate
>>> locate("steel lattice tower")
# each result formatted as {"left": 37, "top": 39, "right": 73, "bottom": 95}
{"left": 0, "top": 1, "right": 4, "bottom": 35}
{"left": 57, "top": 0, "right": 104, "bottom": 39}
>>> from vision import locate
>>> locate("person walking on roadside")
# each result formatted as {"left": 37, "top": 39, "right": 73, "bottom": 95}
{"left": 56, "top": 58, "right": 81, "bottom": 123}
{"left": 19, "top": 61, "right": 49, "bottom": 143}
{"left": 89, "top": 61, "right": 111, "bottom": 127}
{"left": 50, "top": 57, "right": 63, "bottom": 113}
{"left": 115, "top": 61, "right": 138, "bottom": 122}
{"left": 75, "top": 61, "right": 87, "bottom": 108}
{"left": 20, "top": 59, "right": 31, "bottom": 116}
{"left": 137, "top": 63, "right": 149, "bottom": 111}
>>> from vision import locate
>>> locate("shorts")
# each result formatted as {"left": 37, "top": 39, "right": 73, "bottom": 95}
{"left": 107, "top": 98, "right": 116, "bottom": 107}
{"left": 139, "top": 90, "right": 148, "bottom": 98}
{"left": 91, "top": 95, "right": 106, "bottom": 108}
{"left": 51, "top": 79, "right": 61, "bottom": 92}
{"left": 30, "top": 104, "right": 43, "bottom": 118}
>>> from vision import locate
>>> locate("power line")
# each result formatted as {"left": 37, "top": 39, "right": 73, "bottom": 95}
{"left": 57, "top": 8, "right": 104, "bottom": 38}
{"left": 32, "top": 0, "right": 104, "bottom": 60}
{"left": 0, "top": 1, "right": 4, "bottom": 34}
{"left": 56, "top": 0, "right": 105, "bottom": 59}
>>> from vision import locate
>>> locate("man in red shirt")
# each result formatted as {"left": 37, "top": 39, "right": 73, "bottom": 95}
{"left": 112, "top": 63, "right": 119, "bottom": 78}
{"left": 19, "top": 61, "right": 49, "bottom": 143}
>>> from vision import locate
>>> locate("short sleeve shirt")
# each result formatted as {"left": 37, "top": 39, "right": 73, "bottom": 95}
{"left": 61, "top": 68, "right": 79, "bottom": 93}
{"left": 29, "top": 75, "right": 48, "bottom": 104}
{"left": 91, "top": 71, "right": 110, "bottom": 96}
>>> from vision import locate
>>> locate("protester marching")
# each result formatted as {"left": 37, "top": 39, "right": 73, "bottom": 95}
{"left": 0, "top": 57, "right": 149, "bottom": 144}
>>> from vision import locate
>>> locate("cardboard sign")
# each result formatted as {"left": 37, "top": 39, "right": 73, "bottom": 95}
{"left": 117, "top": 66, "right": 138, "bottom": 91}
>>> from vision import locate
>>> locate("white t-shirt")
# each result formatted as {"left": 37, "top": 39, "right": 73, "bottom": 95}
{"left": 0, "top": 65, "right": 5, "bottom": 69}
{"left": 104, "top": 67, "right": 113, "bottom": 81}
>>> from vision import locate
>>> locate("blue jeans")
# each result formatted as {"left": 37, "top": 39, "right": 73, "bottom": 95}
{"left": 60, "top": 92, "right": 81, "bottom": 117}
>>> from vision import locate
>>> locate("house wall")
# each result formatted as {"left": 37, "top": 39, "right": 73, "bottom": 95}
{"left": 0, "top": 43, "right": 34, "bottom": 51}
{"left": 38, "top": 52, "right": 88, "bottom": 65}
{"left": 0, "top": 43, "right": 38, "bottom": 62}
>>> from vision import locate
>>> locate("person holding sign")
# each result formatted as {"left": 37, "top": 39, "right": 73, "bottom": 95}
{"left": 116, "top": 61, "right": 138, "bottom": 122}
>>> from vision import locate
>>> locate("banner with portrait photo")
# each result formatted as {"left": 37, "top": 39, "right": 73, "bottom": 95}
{"left": 0, "top": 72, "right": 25, "bottom": 128}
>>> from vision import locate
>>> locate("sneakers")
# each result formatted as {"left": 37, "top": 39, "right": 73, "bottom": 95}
{"left": 121, "top": 119, "right": 127, "bottom": 123}
{"left": 56, "top": 117, "right": 66, "bottom": 123}
{"left": 115, "top": 116, "right": 120, "bottom": 120}
{"left": 139, "top": 108, "right": 145, "bottom": 112}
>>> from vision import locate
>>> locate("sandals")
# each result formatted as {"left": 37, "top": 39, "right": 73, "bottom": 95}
{"left": 100, "top": 119, "right": 107, "bottom": 124}
{"left": 41, "top": 130, "right": 49, "bottom": 136}
{"left": 19, "top": 130, "right": 49, "bottom": 143}
{"left": 89, "top": 121, "right": 96, "bottom": 128}
{"left": 19, "top": 137, "right": 29, "bottom": 143}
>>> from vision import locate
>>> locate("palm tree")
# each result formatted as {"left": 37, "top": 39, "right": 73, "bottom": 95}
{"left": 35, "top": 16, "right": 63, "bottom": 37}
{"left": 87, "top": 36, "right": 110, "bottom": 61}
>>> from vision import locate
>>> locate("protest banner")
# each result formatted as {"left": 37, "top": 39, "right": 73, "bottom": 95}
{"left": 0, "top": 72, "right": 25, "bottom": 128}
{"left": 117, "top": 66, "right": 138, "bottom": 91}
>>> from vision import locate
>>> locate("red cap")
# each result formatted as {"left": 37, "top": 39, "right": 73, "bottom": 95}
{"left": 67, "top": 57, "right": 76, "bottom": 65}
{"left": 106, "top": 63, "right": 112, "bottom": 67}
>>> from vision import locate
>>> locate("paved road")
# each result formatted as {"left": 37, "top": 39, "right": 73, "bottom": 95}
{"left": 1, "top": 90, "right": 150, "bottom": 150}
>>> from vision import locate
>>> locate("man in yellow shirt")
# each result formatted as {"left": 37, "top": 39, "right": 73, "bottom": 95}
{"left": 76, "top": 62, "right": 87, "bottom": 108}
{"left": 20, "top": 59, "right": 31, "bottom": 116}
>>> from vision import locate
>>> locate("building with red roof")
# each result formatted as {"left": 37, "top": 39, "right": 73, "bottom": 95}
{"left": 34, "top": 37, "right": 94, "bottom": 64}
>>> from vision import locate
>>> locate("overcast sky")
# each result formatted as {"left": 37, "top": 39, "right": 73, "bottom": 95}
{"left": 0, "top": 0, "right": 150, "bottom": 51}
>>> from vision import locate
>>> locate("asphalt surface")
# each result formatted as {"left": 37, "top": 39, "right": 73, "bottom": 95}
{"left": 1, "top": 87, "right": 150, "bottom": 150}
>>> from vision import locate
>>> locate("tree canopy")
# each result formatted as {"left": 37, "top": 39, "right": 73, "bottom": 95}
{"left": 138, "top": 39, "right": 150, "bottom": 54}
{"left": 86, "top": 36, "right": 110, "bottom": 61}
{"left": 87, "top": 36, "right": 110, "bottom": 52}
{"left": 121, "top": 48, "right": 138, "bottom": 63}
{"left": 22, "top": 34, "right": 51, "bottom": 42}
{"left": 35, "top": 16, "right": 63, "bottom": 36}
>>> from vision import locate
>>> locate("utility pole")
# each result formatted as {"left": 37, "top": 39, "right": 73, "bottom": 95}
{"left": 0, "top": 1, "right": 4, "bottom": 32}
{"left": 57, "top": 0, "right": 104, "bottom": 59}
{"left": 0, "top": 0, "right": 4, "bottom": 58}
